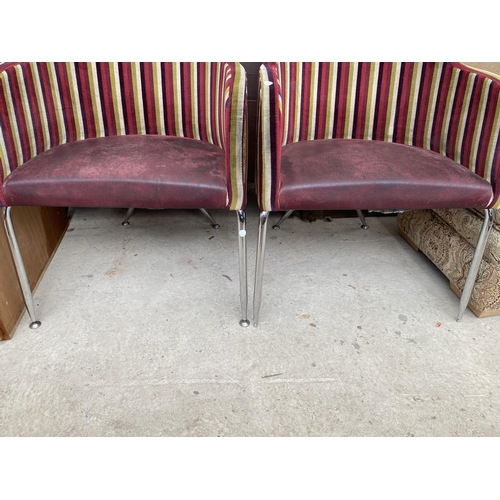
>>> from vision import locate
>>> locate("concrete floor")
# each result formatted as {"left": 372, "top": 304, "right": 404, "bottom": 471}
{"left": 1, "top": 199, "right": 499, "bottom": 437}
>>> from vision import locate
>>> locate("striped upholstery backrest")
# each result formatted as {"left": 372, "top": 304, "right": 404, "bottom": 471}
{"left": 0, "top": 62, "right": 247, "bottom": 210}
{"left": 257, "top": 62, "right": 500, "bottom": 211}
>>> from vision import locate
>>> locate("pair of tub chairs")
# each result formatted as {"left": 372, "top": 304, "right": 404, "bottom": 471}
{"left": 1, "top": 62, "right": 499, "bottom": 331}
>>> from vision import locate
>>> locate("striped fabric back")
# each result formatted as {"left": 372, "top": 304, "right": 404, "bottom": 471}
{"left": 0, "top": 62, "right": 247, "bottom": 209}
{"left": 258, "top": 62, "right": 500, "bottom": 210}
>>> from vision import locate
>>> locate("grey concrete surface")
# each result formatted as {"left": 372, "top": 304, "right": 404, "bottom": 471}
{"left": 1, "top": 200, "right": 499, "bottom": 436}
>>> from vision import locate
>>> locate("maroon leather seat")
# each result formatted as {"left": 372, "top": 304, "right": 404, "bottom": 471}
{"left": 279, "top": 139, "right": 493, "bottom": 211}
{"left": 3, "top": 135, "right": 228, "bottom": 209}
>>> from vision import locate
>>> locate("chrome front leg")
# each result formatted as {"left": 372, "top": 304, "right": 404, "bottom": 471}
{"left": 457, "top": 209, "right": 494, "bottom": 321}
{"left": 3, "top": 207, "right": 41, "bottom": 329}
{"left": 253, "top": 211, "right": 270, "bottom": 326}
{"left": 237, "top": 210, "right": 250, "bottom": 327}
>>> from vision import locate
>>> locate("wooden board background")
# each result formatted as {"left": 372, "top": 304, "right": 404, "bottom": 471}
{"left": 0, "top": 206, "right": 68, "bottom": 340}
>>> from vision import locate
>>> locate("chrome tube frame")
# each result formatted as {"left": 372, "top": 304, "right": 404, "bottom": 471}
{"left": 122, "top": 208, "right": 220, "bottom": 228}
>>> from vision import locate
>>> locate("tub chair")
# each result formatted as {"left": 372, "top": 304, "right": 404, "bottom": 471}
{"left": 253, "top": 62, "right": 500, "bottom": 326}
{"left": 0, "top": 62, "right": 250, "bottom": 329}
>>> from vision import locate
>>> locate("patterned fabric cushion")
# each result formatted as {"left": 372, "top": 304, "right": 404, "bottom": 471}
{"left": 257, "top": 62, "right": 500, "bottom": 212}
{"left": 0, "top": 62, "right": 247, "bottom": 210}
{"left": 432, "top": 208, "right": 500, "bottom": 265}
{"left": 398, "top": 209, "right": 500, "bottom": 314}
{"left": 471, "top": 207, "right": 500, "bottom": 228}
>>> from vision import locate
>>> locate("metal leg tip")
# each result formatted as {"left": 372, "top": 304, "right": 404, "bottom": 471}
{"left": 361, "top": 224, "right": 369, "bottom": 230}
{"left": 272, "top": 225, "right": 281, "bottom": 230}
{"left": 239, "top": 319, "right": 250, "bottom": 327}
{"left": 212, "top": 224, "right": 220, "bottom": 229}
{"left": 29, "top": 321, "right": 42, "bottom": 329}
{"left": 122, "top": 221, "right": 130, "bottom": 226}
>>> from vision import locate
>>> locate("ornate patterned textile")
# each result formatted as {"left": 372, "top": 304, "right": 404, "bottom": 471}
{"left": 398, "top": 208, "right": 500, "bottom": 316}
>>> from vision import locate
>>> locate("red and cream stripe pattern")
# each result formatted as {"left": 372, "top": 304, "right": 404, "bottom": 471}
{"left": 0, "top": 62, "right": 247, "bottom": 210}
{"left": 257, "top": 62, "right": 500, "bottom": 211}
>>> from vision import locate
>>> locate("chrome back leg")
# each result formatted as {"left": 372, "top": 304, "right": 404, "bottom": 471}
{"left": 253, "top": 211, "right": 270, "bottom": 326}
{"left": 457, "top": 208, "right": 494, "bottom": 321}
{"left": 199, "top": 208, "right": 220, "bottom": 229}
{"left": 122, "top": 207, "right": 135, "bottom": 226}
{"left": 356, "top": 209, "right": 369, "bottom": 229}
{"left": 2, "top": 207, "right": 41, "bottom": 329}
{"left": 272, "top": 210, "right": 294, "bottom": 230}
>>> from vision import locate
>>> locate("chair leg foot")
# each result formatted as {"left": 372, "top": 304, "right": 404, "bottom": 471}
{"left": 272, "top": 210, "right": 294, "bottom": 230}
{"left": 122, "top": 207, "right": 135, "bottom": 226}
{"left": 356, "top": 210, "right": 369, "bottom": 230}
{"left": 237, "top": 210, "right": 249, "bottom": 326}
{"left": 3, "top": 207, "right": 41, "bottom": 329}
{"left": 200, "top": 208, "right": 220, "bottom": 229}
{"left": 253, "top": 211, "right": 270, "bottom": 326}
{"left": 456, "top": 209, "right": 494, "bottom": 322}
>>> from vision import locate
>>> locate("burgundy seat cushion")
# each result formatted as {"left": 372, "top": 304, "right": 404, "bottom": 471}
{"left": 3, "top": 135, "right": 228, "bottom": 209}
{"left": 279, "top": 139, "right": 493, "bottom": 211}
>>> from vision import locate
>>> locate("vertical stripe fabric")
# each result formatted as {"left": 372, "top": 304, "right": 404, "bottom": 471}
{"left": 0, "top": 62, "right": 247, "bottom": 210}
{"left": 223, "top": 62, "right": 248, "bottom": 210}
{"left": 257, "top": 62, "right": 500, "bottom": 211}
{"left": 257, "top": 63, "right": 282, "bottom": 213}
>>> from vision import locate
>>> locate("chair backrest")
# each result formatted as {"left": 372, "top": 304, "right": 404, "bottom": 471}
{"left": 259, "top": 62, "right": 500, "bottom": 209}
{"left": 1, "top": 62, "right": 247, "bottom": 207}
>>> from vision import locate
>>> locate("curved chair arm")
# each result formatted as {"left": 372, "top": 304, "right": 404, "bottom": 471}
{"left": 454, "top": 62, "right": 500, "bottom": 85}
{"left": 221, "top": 62, "right": 248, "bottom": 211}
{"left": 256, "top": 62, "right": 283, "bottom": 212}
{"left": 449, "top": 62, "right": 500, "bottom": 209}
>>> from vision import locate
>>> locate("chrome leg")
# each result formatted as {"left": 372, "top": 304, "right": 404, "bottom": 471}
{"left": 457, "top": 209, "right": 494, "bottom": 321}
{"left": 199, "top": 208, "right": 220, "bottom": 229}
{"left": 237, "top": 210, "right": 250, "bottom": 327}
{"left": 122, "top": 207, "right": 135, "bottom": 226}
{"left": 272, "top": 210, "right": 294, "bottom": 230}
{"left": 356, "top": 209, "right": 369, "bottom": 230}
{"left": 3, "top": 207, "right": 41, "bottom": 329}
{"left": 253, "top": 211, "right": 270, "bottom": 326}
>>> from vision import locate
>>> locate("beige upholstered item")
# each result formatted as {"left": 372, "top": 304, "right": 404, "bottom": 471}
{"left": 398, "top": 208, "right": 500, "bottom": 317}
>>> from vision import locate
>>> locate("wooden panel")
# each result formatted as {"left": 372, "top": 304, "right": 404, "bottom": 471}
{"left": 0, "top": 206, "right": 68, "bottom": 340}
